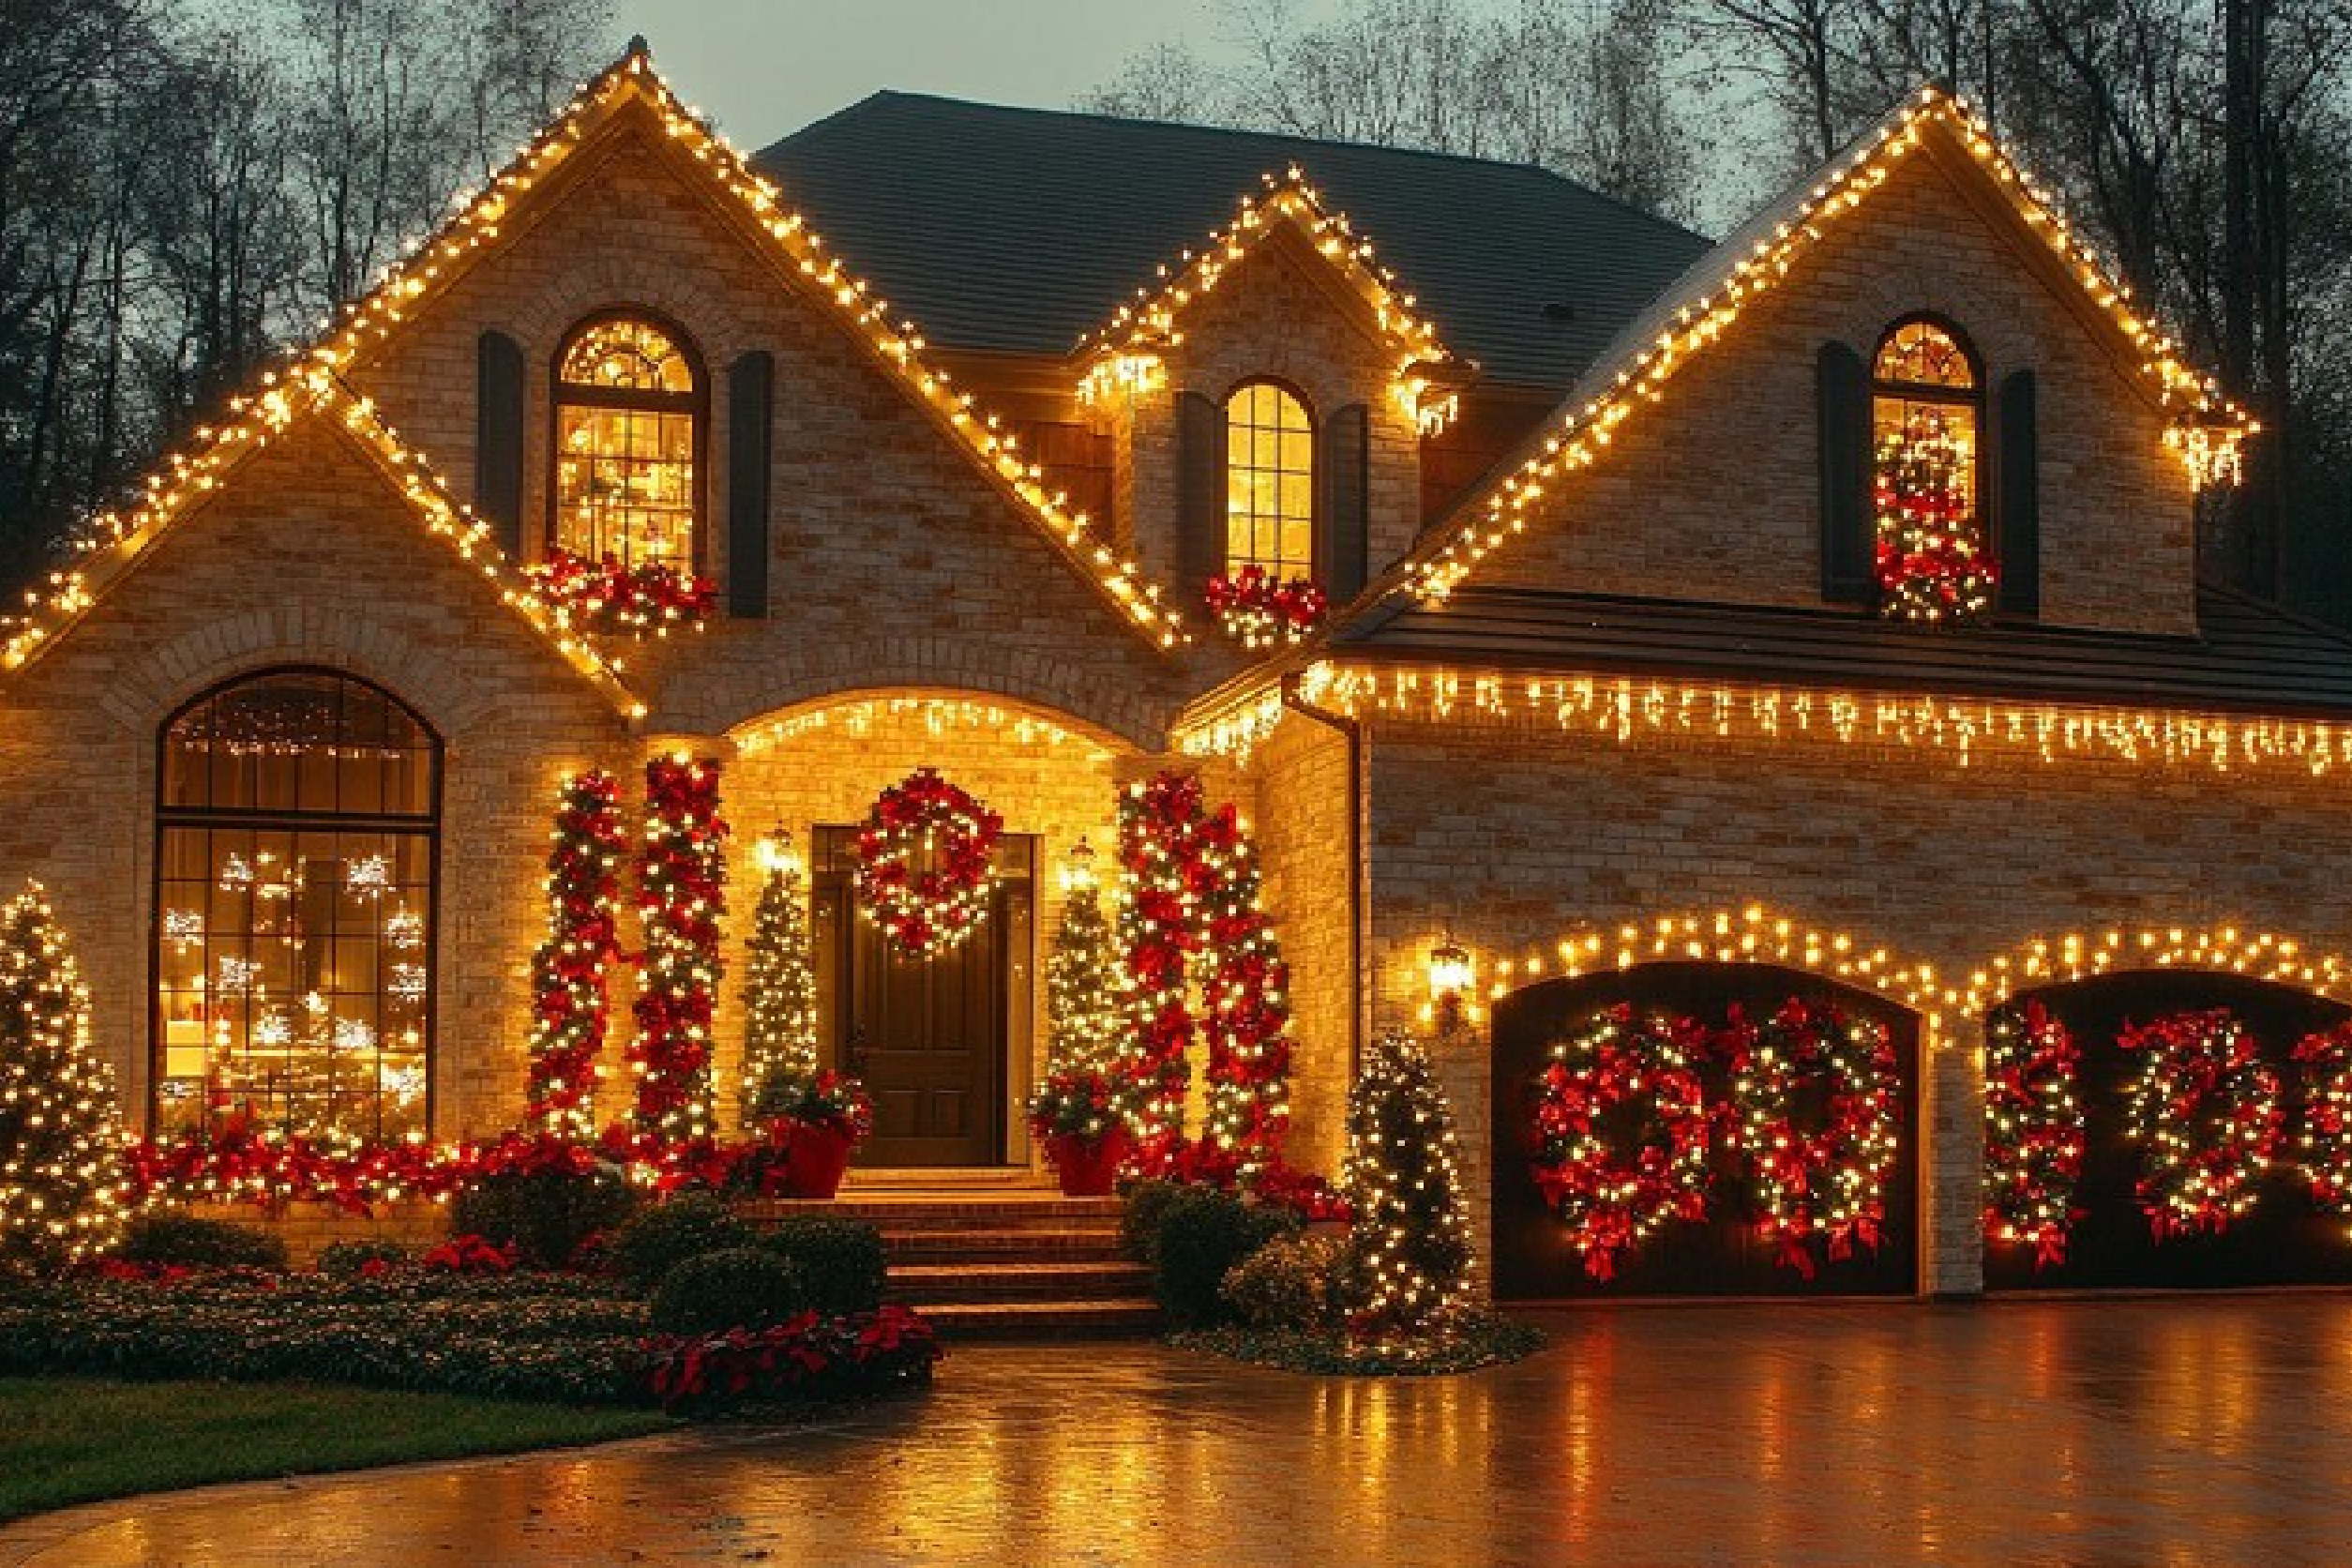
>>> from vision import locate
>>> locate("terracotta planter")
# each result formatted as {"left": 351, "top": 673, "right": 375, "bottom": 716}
{"left": 781, "top": 1122, "right": 856, "bottom": 1199}
{"left": 1048, "top": 1127, "right": 1129, "bottom": 1198}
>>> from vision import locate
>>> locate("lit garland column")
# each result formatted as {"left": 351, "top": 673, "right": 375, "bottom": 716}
{"left": 1192, "top": 802, "right": 1293, "bottom": 1168}
{"left": 1341, "top": 1028, "right": 1473, "bottom": 1339}
{"left": 1116, "top": 775, "right": 1204, "bottom": 1156}
{"left": 523, "top": 771, "right": 625, "bottom": 1138}
{"left": 631, "top": 754, "right": 730, "bottom": 1142}
{"left": 1045, "top": 837, "right": 1123, "bottom": 1076}
{"left": 741, "top": 829, "right": 819, "bottom": 1111}
{"left": 0, "top": 883, "right": 127, "bottom": 1270}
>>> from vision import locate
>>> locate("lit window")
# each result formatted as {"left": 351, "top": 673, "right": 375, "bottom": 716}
{"left": 551, "top": 315, "right": 701, "bottom": 570}
{"left": 154, "top": 671, "right": 440, "bottom": 1141}
{"left": 1225, "top": 382, "right": 1315, "bottom": 580}
{"left": 1871, "top": 319, "right": 1995, "bottom": 622}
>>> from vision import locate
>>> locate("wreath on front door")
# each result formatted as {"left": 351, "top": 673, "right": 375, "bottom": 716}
{"left": 1722, "top": 997, "right": 1903, "bottom": 1278}
{"left": 2118, "top": 1008, "right": 2283, "bottom": 1242}
{"left": 853, "top": 768, "right": 1003, "bottom": 959}
{"left": 2294, "top": 1019, "right": 2352, "bottom": 1224}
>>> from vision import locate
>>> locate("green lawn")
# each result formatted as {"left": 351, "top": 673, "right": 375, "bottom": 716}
{"left": 0, "top": 1378, "right": 671, "bottom": 1524}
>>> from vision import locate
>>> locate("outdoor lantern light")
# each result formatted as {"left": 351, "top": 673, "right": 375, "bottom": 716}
{"left": 754, "top": 827, "right": 802, "bottom": 881}
{"left": 1427, "top": 935, "right": 1474, "bottom": 1008}
{"left": 1058, "top": 836, "right": 1099, "bottom": 895}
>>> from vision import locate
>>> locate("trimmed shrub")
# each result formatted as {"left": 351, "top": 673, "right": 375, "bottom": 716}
{"left": 450, "top": 1165, "right": 639, "bottom": 1269}
{"left": 316, "top": 1240, "right": 414, "bottom": 1276}
{"left": 1149, "top": 1187, "right": 1295, "bottom": 1331}
{"left": 762, "top": 1217, "right": 886, "bottom": 1315}
{"left": 607, "top": 1194, "right": 760, "bottom": 1292}
{"left": 118, "top": 1212, "right": 288, "bottom": 1271}
{"left": 648, "top": 1246, "right": 814, "bottom": 1337}
{"left": 1119, "top": 1179, "right": 1185, "bottom": 1263}
{"left": 1221, "top": 1231, "right": 1348, "bottom": 1334}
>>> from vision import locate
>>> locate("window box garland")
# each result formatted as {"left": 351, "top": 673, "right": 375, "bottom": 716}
{"left": 1204, "top": 565, "right": 1326, "bottom": 649}
{"left": 525, "top": 546, "right": 716, "bottom": 638}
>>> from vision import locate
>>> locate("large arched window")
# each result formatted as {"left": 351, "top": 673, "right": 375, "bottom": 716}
{"left": 1870, "top": 317, "right": 1995, "bottom": 621}
{"left": 550, "top": 313, "right": 703, "bottom": 571}
{"left": 154, "top": 671, "right": 441, "bottom": 1140}
{"left": 1224, "top": 380, "right": 1315, "bottom": 580}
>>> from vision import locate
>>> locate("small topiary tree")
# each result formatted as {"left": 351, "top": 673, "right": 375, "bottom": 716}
{"left": 740, "top": 829, "right": 821, "bottom": 1116}
{"left": 1340, "top": 1028, "right": 1473, "bottom": 1338}
{"left": 607, "top": 1192, "right": 761, "bottom": 1291}
{"left": 0, "top": 884, "right": 127, "bottom": 1272}
{"left": 650, "top": 1246, "right": 813, "bottom": 1336}
{"left": 1149, "top": 1186, "right": 1295, "bottom": 1330}
{"left": 763, "top": 1216, "right": 886, "bottom": 1314}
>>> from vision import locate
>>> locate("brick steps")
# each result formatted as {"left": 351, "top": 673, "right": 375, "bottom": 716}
{"left": 915, "top": 1298, "right": 1163, "bottom": 1339}
{"left": 888, "top": 1259, "right": 1153, "bottom": 1305}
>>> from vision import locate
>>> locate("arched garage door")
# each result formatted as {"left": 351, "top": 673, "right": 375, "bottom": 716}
{"left": 1985, "top": 968, "right": 2352, "bottom": 1291}
{"left": 1491, "top": 961, "right": 1922, "bottom": 1301}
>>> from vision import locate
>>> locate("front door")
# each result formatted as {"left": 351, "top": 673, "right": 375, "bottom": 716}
{"left": 813, "top": 828, "right": 1033, "bottom": 1167}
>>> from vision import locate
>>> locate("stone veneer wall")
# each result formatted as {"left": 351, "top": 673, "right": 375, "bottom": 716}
{"left": 1361, "top": 712, "right": 2352, "bottom": 1294}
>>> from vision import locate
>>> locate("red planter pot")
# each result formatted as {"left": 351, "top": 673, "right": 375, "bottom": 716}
{"left": 781, "top": 1123, "right": 856, "bottom": 1199}
{"left": 1048, "top": 1127, "right": 1130, "bottom": 1198}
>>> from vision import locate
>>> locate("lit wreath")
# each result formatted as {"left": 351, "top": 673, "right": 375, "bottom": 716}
{"left": 853, "top": 769, "right": 1003, "bottom": 959}
{"left": 2294, "top": 1019, "right": 2352, "bottom": 1223}
{"left": 1723, "top": 997, "right": 1902, "bottom": 1278}
{"left": 1529, "top": 1003, "right": 1712, "bottom": 1282}
{"left": 2119, "top": 1008, "right": 2283, "bottom": 1241}
{"left": 1982, "top": 1000, "right": 2086, "bottom": 1269}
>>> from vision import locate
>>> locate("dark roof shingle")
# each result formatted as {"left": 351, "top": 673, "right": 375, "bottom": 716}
{"left": 756, "top": 92, "right": 1712, "bottom": 389}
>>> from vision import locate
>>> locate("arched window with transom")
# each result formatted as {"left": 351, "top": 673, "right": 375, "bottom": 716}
{"left": 1869, "top": 317, "right": 1997, "bottom": 622}
{"left": 550, "top": 312, "right": 704, "bottom": 571}
{"left": 1224, "top": 380, "right": 1316, "bottom": 580}
{"left": 154, "top": 671, "right": 441, "bottom": 1140}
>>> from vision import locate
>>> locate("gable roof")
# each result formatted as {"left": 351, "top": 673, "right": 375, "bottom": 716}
{"left": 757, "top": 92, "right": 1712, "bottom": 390}
{"left": 0, "top": 368, "right": 643, "bottom": 716}
{"left": 1327, "top": 83, "right": 2259, "bottom": 626}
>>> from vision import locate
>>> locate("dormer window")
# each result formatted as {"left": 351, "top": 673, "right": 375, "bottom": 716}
{"left": 551, "top": 313, "right": 703, "bottom": 571}
{"left": 1225, "top": 380, "right": 1316, "bottom": 580}
{"left": 1870, "top": 318, "right": 1995, "bottom": 624}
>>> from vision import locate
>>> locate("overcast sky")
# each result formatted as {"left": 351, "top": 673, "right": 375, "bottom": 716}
{"left": 611, "top": 0, "right": 1248, "bottom": 148}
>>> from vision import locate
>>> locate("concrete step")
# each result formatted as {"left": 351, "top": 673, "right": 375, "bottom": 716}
{"left": 920, "top": 1297, "right": 1163, "bottom": 1340}
{"left": 888, "top": 1260, "right": 1153, "bottom": 1305}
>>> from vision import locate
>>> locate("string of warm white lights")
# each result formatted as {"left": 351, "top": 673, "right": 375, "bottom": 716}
{"left": 0, "top": 883, "right": 128, "bottom": 1269}
{"left": 522, "top": 772, "right": 626, "bottom": 1138}
{"left": 1075, "top": 168, "right": 1467, "bottom": 436}
{"left": 733, "top": 696, "right": 1109, "bottom": 759}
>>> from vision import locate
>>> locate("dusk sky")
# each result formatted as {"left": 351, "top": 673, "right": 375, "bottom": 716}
{"left": 611, "top": 0, "right": 1246, "bottom": 148}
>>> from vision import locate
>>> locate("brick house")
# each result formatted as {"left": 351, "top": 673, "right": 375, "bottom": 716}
{"left": 8, "top": 39, "right": 2348, "bottom": 1300}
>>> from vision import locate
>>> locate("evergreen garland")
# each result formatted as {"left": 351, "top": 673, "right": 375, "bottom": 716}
{"left": 0, "top": 883, "right": 127, "bottom": 1271}
{"left": 523, "top": 771, "right": 625, "bottom": 1138}
{"left": 631, "top": 755, "right": 729, "bottom": 1140}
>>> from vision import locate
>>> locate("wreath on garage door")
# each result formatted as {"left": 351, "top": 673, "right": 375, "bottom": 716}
{"left": 1722, "top": 997, "right": 1903, "bottom": 1278}
{"left": 1982, "top": 1000, "right": 2086, "bottom": 1269}
{"left": 1529, "top": 1003, "right": 1713, "bottom": 1282}
{"left": 2119, "top": 1008, "right": 2283, "bottom": 1241}
{"left": 2295, "top": 1019, "right": 2352, "bottom": 1223}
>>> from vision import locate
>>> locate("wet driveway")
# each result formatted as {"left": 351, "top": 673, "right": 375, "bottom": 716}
{"left": 10, "top": 1294, "right": 2352, "bottom": 1564}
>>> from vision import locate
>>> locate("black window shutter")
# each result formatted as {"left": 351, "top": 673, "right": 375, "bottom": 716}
{"left": 1997, "top": 369, "right": 2040, "bottom": 617}
{"left": 1816, "top": 340, "right": 1872, "bottom": 603}
{"left": 474, "top": 330, "right": 525, "bottom": 557}
{"left": 1177, "top": 390, "right": 1227, "bottom": 596}
{"left": 727, "top": 351, "right": 773, "bottom": 619}
{"left": 1319, "top": 402, "right": 1369, "bottom": 598}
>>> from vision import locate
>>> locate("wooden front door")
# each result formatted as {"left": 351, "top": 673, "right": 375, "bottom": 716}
{"left": 812, "top": 828, "right": 1033, "bottom": 1167}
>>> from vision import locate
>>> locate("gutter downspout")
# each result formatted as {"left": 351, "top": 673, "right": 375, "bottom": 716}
{"left": 1280, "top": 672, "right": 1367, "bottom": 1078}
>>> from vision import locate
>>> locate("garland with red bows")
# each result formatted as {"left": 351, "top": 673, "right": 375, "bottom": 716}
{"left": 1116, "top": 773, "right": 1206, "bottom": 1159}
{"left": 2294, "top": 1019, "right": 2352, "bottom": 1222}
{"left": 1723, "top": 998, "right": 1903, "bottom": 1277}
{"left": 1982, "top": 1000, "right": 2086, "bottom": 1269}
{"left": 1204, "top": 565, "right": 1327, "bottom": 649}
{"left": 523, "top": 771, "right": 625, "bottom": 1138}
{"left": 2119, "top": 1008, "right": 2283, "bottom": 1241}
{"left": 524, "top": 545, "right": 716, "bottom": 638}
{"left": 1529, "top": 1004, "right": 1712, "bottom": 1281}
{"left": 853, "top": 769, "right": 1003, "bottom": 959}
{"left": 631, "top": 756, "right": 729, "bottom": 1140}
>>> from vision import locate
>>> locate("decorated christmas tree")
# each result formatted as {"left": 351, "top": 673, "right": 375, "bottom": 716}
{"left": 1044, "top": 837, "right": 1122, "bottom": 1076}
{"left": 0, "top": 884, "right": 127, "bottom": 1271}
{"left": 631, "top": 754, "right": 728, "bottom": 1141}
{"left": 741, "top": 829, "right": 821, "bottom": 1118}
{"left": 1340, "top": 1028, "right": 1472, "bottom": 1338}
{"left": 1873, "top": 407, "right": 1997, "bottom": 624}
{"left": 523, "top": 771, "right": 625, "bottom": 1138}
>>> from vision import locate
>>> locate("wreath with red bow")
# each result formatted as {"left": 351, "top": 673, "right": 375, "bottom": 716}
{"left": 1723, "top": 997, "right": 1902, "bottom": 1278}
{"left": 2294, "top": 1019, "right": 2352, "bottom": 1223}
{"left": 1529, "top": 1003, "right": 1713, "bottom": 1282}
{"left": 2119, "top": 1008, "right": 2283, "bottom": 1241}
{"left": 853, "top": 769, "right": 1003, "bottom": 959}
{"left": 1982, "top": 1000, "right": 2086, "bottom": 1269}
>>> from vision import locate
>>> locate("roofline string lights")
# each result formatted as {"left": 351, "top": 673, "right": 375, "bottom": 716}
{"left": 1389, "top": 84, "right": 2256, "bottom": 610}
{"left": 1073, "top": 169, "right": 1469, "bottom": 438}
{"left": 732, "top": 695, "right": 1115, "bottom": 760}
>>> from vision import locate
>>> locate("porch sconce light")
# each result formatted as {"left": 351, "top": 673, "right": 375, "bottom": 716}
{"left": 1059, "top": 836, "right": 1099, "bottom": 895}
{"left": 754, "top": 827, "right": 802, "bottom": 881}
{"left": 1426, "top": 934, "right": 1474, "bottom": 1030}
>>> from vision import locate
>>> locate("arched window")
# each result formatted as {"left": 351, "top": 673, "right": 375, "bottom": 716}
{"left": 1224, "top": 381, "right": 1315, "bottom": 580}
{"left": 154, "top": 671, "right": 441, "bottom": 1140}
{"left": 1870, "top": 318, "right": 1995, "bottom": 621}
{"left": 550, "top": 313, "right": 703, "bottom": 571}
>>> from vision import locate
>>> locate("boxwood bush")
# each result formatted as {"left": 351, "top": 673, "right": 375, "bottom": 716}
{"left": 648, "top": 1247, "right": 813, "bottom": 1337}
{"left": 606, "top": 1195, "right": 761, "bottom": 1291}
{"left": 762, "top": 1217, "right": 886, "bottom": 1315}
{"left": 1147, "top": 1187, "right": 1297, "bottom": 1331}
{"left": 316, "top": 1239, "right": 416, "bottom": 1276}
{"left": 1221, "top": 1231, "right": 1348, "bottom": 1334}
{"left": 118, "top": 1213, "right": 289, "bottom": 1271}
{"left": 450, "top": 1165, "right": 639, "bottom": 1269}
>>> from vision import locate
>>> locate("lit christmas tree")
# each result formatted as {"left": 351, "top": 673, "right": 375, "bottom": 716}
{"left": 524, "top": 771, "right": 625, "bottom": 1138}
{"left": 1340, "top": 1028, "right": 1472, "bottom": 1339}
{"left": 631, "top": 754, "right": 728, "bottom": 1141}
{"left": 741, "top": 828, "right": 820, "bottom": 1115}
{"left": 1044, "top": 837, "right": 1122, "bottom": 1076}
{"left": 1873, "top": 406, "right": 1997, "bottom": 624}
{"left": 0, "top": 884, "right": 128, "bottom": 1271}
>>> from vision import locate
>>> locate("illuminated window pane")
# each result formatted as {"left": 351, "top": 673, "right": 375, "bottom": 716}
{"left": 1224, "top": 381, "right": 1315, "bottom": 580}
{"left": 1874, "top": 321, "right": 1974, "bottom": 389}
{"left": 558, "top": 319, "right": 694, "bottom": 394}
{"left": 551, "top": 316, "right": 701, "bottom": 570}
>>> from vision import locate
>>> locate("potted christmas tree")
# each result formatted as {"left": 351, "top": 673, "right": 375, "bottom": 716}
{"left": 739, "top": 832, "right": 869, "bottom": 1199}
{"left": 1026, "top": 838, "right": 1130, "bottom": 1196}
